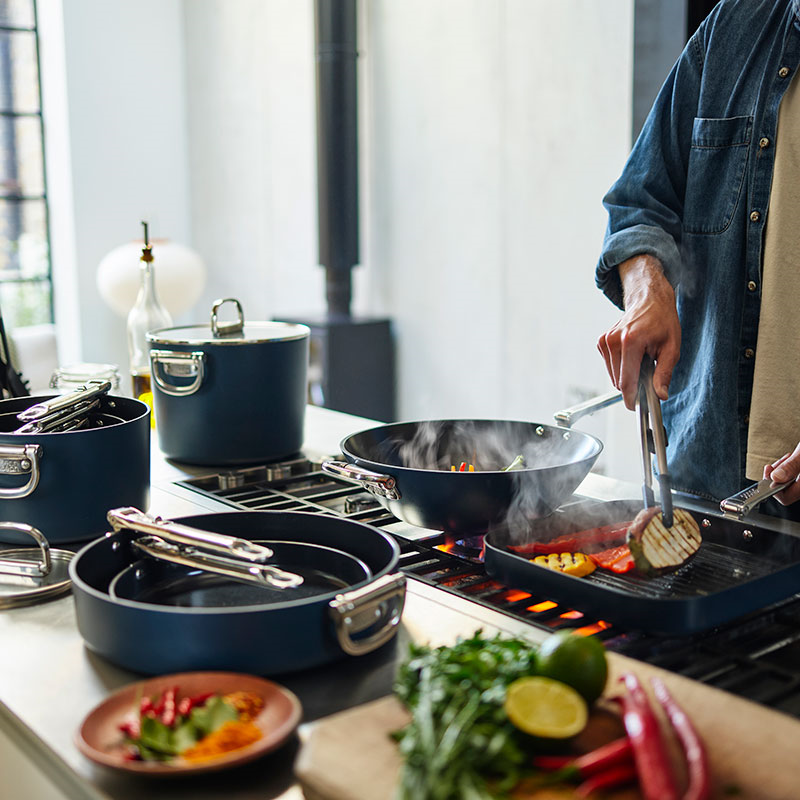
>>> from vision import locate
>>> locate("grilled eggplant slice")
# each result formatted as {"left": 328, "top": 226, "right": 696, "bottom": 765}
{"left": 626, "top": 506, "right": 701, "bottom": 575}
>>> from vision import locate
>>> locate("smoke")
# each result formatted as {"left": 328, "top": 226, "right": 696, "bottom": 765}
{"left": 388, "top": 420, "right": 599, "bottom": 541}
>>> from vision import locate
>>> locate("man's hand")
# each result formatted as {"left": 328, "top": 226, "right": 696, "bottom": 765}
{"left": 597, "top": 254, "right": 682, "bottom": 409}
{"left": 765, "top": 444, "right": 800, "bottom": 505}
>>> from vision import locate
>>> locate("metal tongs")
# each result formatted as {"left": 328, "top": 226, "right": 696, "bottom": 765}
{"left": 637, "top": 358, "right": 673, "bottom": 528}
{"left": 107, "top": 507, "right": 304, "bottom": 589}
{"left": 14, "top": 380, "right": 112, "bottom": 433}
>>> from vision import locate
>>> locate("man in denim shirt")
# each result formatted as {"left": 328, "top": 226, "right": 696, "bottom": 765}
{"left": 596, "top": 0, "right": 800, "bottom": 517}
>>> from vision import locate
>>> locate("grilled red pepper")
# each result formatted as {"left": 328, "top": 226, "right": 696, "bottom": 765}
{"left": 618, "top": 672, "right": 679, "bottom": 800}
{"left": 650, "top": 677, "right": 711, "bottom": 800}
{"left": 509, "top": 521, "right": 632, "bottom": 556}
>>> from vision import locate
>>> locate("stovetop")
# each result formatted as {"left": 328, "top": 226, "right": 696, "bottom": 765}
{"left": 166, "top": 453, "right": 800, "bottom": 720}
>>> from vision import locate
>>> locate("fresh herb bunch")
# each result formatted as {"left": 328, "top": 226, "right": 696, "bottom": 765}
{"left": 393, "top": 630, "right": 540, "bottom": 799}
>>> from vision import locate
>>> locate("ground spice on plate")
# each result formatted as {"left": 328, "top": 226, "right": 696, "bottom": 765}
{"left": 181, "top": 720, "right": 263, "bottom": 763}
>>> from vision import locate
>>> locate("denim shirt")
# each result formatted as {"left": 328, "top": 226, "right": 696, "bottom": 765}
{"left": 596, "top": 0, "right": 800, "bottom": 502}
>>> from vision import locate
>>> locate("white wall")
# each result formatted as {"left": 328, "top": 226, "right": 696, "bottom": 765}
{"left": 40, "top": 0, "right": 193, "bottom": 376}
{"left": 42, "top": 0, "right": 640, "bottom": 479}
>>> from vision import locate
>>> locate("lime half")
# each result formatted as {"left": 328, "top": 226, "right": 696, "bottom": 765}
{"left": 504, "top": 676, "right": 588, "bottom": 739}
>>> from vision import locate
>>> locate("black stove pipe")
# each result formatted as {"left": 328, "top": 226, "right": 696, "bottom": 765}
{"left": 314, "top": 0, "right": 359, "bottom": 318}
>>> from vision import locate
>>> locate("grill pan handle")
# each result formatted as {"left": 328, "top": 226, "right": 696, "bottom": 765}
{"left": 720, "top": 478, "right": 794, "bottom": 520}
{"left": 328, "top": 573, "right": 406, "bottom": 656}
{"left": 107, "top": 507, "right": 274, "bottom": 563}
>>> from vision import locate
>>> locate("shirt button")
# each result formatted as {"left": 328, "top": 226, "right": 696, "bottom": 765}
{"left": 745, "top": 348, "right": 755, "bottom": 359}
{"left": 759, "top": 137, "right": 770, "bottom": 148}
{"left": 750, "top": 210, "right": 761, "bottom": 222}
{"left": 779, "top": 66, "right": 791, "bottom": 78}
{"left": 748, "top": 280, "right": 758, "bottom": 292}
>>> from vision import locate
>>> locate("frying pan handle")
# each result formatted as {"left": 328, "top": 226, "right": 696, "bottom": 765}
{"left": 321, "top": 460, "right": 401, "bottom": 500}
{"left": 0, "top": 443, "right": 41, "bottom": 499}
{"left": 329, "top": 573, "right": 406, "bottom": 656}
{"left": 553, "top": 391, "right": 622, "bottom": 428}
{"left": 106, "top": 507, "right": 275, "bottom": 563}
{"left": 720, "top": 478, "right": 794, "bottom": 520}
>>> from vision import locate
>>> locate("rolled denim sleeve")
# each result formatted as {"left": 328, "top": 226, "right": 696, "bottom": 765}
{"left": 596, "top": 30, "right": 706, "bottom": 309}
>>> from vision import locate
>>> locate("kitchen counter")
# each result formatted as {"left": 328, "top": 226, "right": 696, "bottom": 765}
{"left": 1, "top": 405, "right": 798, "bottom": 800}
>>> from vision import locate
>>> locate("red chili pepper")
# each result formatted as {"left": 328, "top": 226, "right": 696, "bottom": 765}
{"left": 159, "top": 685, "right": 179, "bottom": 727}
{"left": 618, "top": 672, "right": 680, "bottom": 800}
{"left": 609, "top": 550, "right": 635, "bottom": 573}
{"left": 650, "top": 677, "right": 711, "bottom": 800}
{"left": 176, "top": 690, "right": 215, "bottom": 717}
{"left": 575, "top": 763, "right": 638, "bottom": 798}
{"left": 533, "top": 736, "right": 633, "bottom": 778}
{"left": 118, "top": 717, "right": 141, "bottom": 739}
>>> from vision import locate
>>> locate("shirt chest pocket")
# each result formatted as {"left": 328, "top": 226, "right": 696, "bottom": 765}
{"left": 683, "top": 116, "right": 752, "bottom": 235}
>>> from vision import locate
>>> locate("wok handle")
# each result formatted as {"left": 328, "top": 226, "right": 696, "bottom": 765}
{"left": 553, "top": 391, "right": 622, "bottom": 428}
{"left": 106, "top": 507, "right": 274, "bottom": 563}
{"left": 720, "top": 478, "right": 794, "bottom": 520}
{"left": 0, "top": 443, "right": 41, "bottom": 499}
{"left": 329, "top": 573, "right": 406, "bottom": 656}
{"left": 321, "top": 460, "right": 401, "bottom": 500}
{"left": 150, "top": 350, "right": 206, "bottom": 397}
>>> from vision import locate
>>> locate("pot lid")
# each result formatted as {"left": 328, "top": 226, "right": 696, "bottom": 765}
{"left": 0, "top": 523, "right": 73, "bottom": 609}
{"left": 146, "top": 298, "right": 309, "bottom": 346}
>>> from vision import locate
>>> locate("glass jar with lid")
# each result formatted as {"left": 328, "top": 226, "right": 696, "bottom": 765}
{"left": 50, "top": 363, "right": 121, "bottom": 394}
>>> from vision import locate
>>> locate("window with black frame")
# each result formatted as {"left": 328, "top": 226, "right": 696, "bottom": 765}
{"left": 0, "top": 0, "right": 52, "bottom": 332}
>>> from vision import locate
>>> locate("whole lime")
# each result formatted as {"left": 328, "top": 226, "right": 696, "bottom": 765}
{"left": 535, "top": 631, "right": 608, "bottom": 704}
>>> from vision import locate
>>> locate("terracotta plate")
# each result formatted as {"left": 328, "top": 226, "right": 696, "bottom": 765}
{"left": 76, "top": 671, "right": 302, "bottom": 775}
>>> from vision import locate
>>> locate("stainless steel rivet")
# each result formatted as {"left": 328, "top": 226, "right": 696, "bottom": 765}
{"left": 535, "top": 426, "right": 545, "bottom": 436}
{"left": 111, "top": 540, "right": 121, "bottom": 552}
{"left": 743, "top": 529, "right": 754, "bottom": 540}
{"left": 701, "top": 518, "right": 712, "bottom": 528}
{"left": 20, "top": 460, "right": 30, "bottom": 470}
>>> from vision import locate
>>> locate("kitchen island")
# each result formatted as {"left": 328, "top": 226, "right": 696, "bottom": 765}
{"left": 1, "top": 405, "right": 798, "bottom": 800}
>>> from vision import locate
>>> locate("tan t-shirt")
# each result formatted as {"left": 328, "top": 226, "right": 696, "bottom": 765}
{"left": 746, "top": 71, "right": 800, "bottom": 480}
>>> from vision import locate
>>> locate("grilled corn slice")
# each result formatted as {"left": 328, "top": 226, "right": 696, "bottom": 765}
{"left": 532, "top": 552, "right": 596, "bottom": 577}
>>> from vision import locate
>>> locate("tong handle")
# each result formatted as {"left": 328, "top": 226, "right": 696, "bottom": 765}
{"left": 637, "top": 357, "right": 673, "bottom": 527}
{"left": 720, "top": 478, "right": 793, "bottom": 519}
{"left": 132, "top": 536, "right": 303, "bottom": 589}
{"left": 107, "top": 507, "right": 274, "bottom": 563}
{"left": 16, "top": 380, "right": 111, "bottom": 423}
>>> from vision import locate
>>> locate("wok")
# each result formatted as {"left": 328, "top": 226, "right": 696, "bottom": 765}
{"left": 69, "top": 510, "right": 405, "bottom": 676}
{"left": 322, "top": 416, "right": 605, "bottom": 534}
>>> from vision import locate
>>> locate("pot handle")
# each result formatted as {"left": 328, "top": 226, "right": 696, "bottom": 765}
{"left": 150, "top": 350, "right": 206, "bottom": 396}
{"left": 0, "top": 443, "right": 42, "bottom": 499}
{"left": 329, "top": 573, "right": 406, "bottom": 656}
{"left": 211, "top": 298, "right": 245, "bottom": 337}
{"left": 321, "top": 460, "right": 401, "bottom": 500}
{"left": 553, "top": 390, "right": 622, "bottom": 428}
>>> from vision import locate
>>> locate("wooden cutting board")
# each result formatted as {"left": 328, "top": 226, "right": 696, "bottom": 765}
{"left": 295, "top": 651, "right": 800, "bottom": 800}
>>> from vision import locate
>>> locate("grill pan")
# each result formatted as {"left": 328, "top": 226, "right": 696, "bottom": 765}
{"left": 484, "top": 499, "right": 800, "bottom": 634}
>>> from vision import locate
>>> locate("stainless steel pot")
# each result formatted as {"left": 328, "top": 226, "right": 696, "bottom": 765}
{"left": 148, "top": 298, "right": 310, "bottom": 465}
